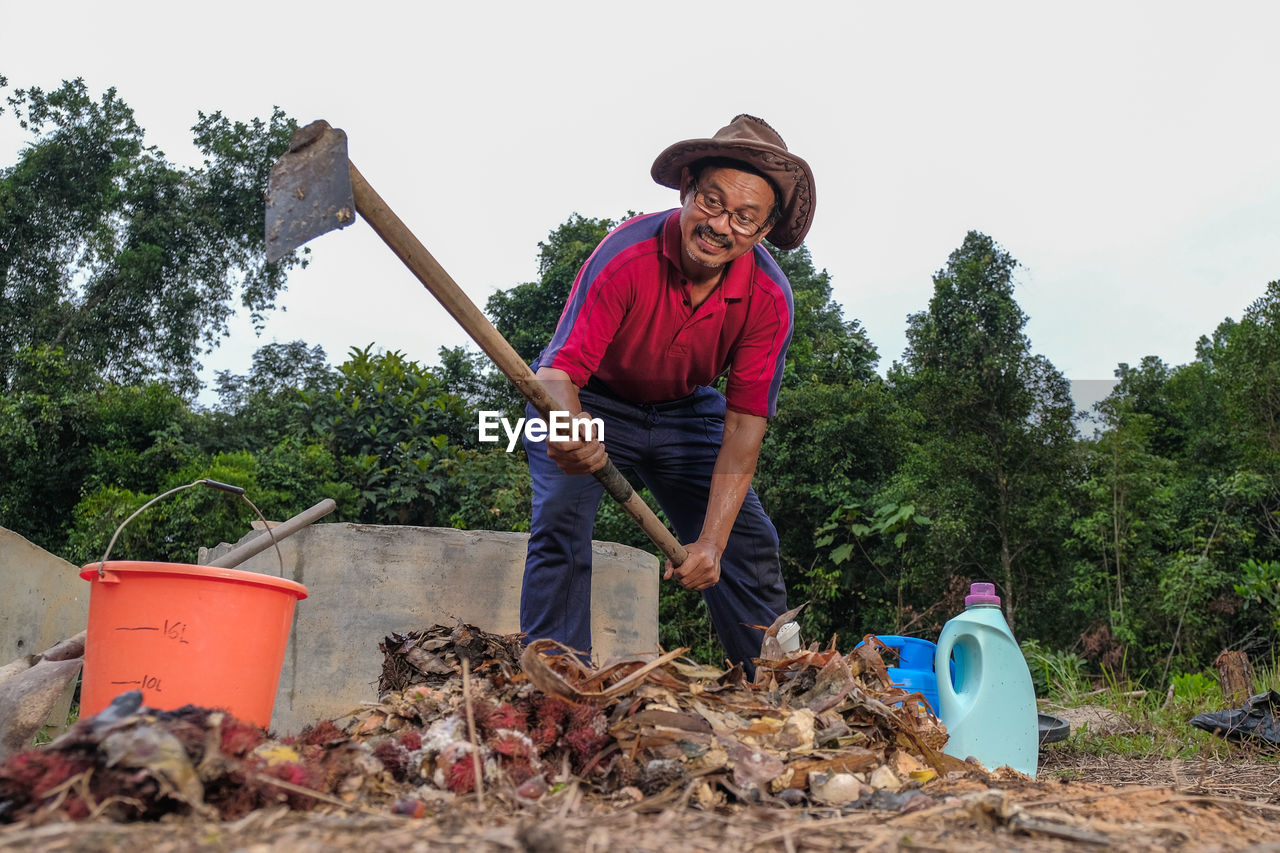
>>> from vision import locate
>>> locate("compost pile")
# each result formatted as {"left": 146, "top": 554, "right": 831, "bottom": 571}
{"left": 0, "top": 621, "right": 962, "bottom": 824}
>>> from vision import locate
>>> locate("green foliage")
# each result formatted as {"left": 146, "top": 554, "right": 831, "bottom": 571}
{"left": 773, "top": 245, "right": 879, "bottom": 386}
{"left": 809, "top": 499, "right": 935, "bottom": 637}
{"left": 435, "top": 344, "right": 525, "bottom": 423}
{"left": 1068, "top": 398, "right": 1178, "bottom": 672}
{"left": 214, "top": 340, "right": 333, "bottom": 411}
{"left": 68, "top": 458, "right": 257, "bottom": 565}
{"left": 1215, "top": 281, "right": 1280, "bottom": 462}
{"left": 1066, "top": 307, "right": 1280, "bottom": 679}
{"left": 438, "top": 447, "right": 531, "bottom": 532}
{"left": 0, "top": 346, "right": 200, "bottom": 553}
{"left": 1234, "top": 559, "right": 1280, "bottom": 636}
{"left": 50, "top": 337, "right": 529, "bottom": 564}
{"left": 658, "top": 583, "right": 724, "bottom": 666}
{"left": 1038, "top": 667, "right": 1278, "bottom": 763}
{"left": 825, "top": 501, "right": 933, "bottom": 553}
{"left": 210, "top": 340, "right": 334, "bottom": 452}
{"left": 300, "top": 346, "right": 472, "bottom": 526}
{"left": 0, "top": 78, "right": 300, "bottom": 395}
{"left": 66, "top": 445, "right": 360, "bottom": 566}
{"left": 1169, "top": 671, "right": 1221, "bottom": 708}
{"left": 298, "top": 345, "right": 531, "bottom": 532}
{"left": 1020, "top": 638, "right": 1089, "bottom": 701}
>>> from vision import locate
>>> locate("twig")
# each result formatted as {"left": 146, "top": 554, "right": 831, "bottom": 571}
{"left": 36, "top": 768, "right": 93, "bottom": 801}
{"left": 578, "top": 741, "right": 619, "bottom": 777}
{"left": 1079, "top": 687, "right": 1148, "bottom": 699}
{"left": 557, "top": 776, "right": 582, "bottom": 819}
{"left": 255, "top": 774, "right": 384, "bottom": 816}
{"left": 87, "top": 794, "right": 148, "bottom": 820}
{"left": 1160, "top": 794, "right": 1280, "bottom": 815}
{"left": 224, "top": 804, "right": 292, "bottom": 834}
{"left": 462, "top": 656, "right": 486, "bottom": 809}
{"left": 1009, "top": 812, "right": 1116, "bottom": 845}
{"left": 33, "top": 770, "right": 95, "bottom": 819}
{"left": 31, "top": 767, "right": 153, "bottom": 823}
{"left": 591, "top": 647, "right": 687, "bottom": 697}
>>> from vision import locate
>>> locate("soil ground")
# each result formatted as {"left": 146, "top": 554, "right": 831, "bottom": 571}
{"left": 2, "top": 748, "right": 1277, "bottom": 852}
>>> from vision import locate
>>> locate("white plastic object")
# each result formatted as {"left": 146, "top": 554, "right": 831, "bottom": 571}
{"left": 776, "top": 621, "right": 802, "bottom": 654}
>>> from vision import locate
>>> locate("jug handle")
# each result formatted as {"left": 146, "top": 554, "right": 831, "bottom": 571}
{"left": 934, "top": 633, "right": 959, "bottom": 706}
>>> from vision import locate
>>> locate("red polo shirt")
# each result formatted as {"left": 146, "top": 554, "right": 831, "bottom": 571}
{"left": 538, "top": 210, "right": 793, "bottom": 418}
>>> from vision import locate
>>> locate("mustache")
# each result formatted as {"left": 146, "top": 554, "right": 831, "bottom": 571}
{"left": 694, "top": 223, "right": 732, "bottom": 248}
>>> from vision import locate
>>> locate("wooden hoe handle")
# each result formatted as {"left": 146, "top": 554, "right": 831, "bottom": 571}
{"left": 346, "top": 163, "right": 687, "bottom": 568}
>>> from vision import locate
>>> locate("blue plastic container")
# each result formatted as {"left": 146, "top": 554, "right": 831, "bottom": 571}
{"left": 935, "top": 583, "right": 1038, "bottom": 777}
{"left": 856, "top": 634, "right": 944, "bottom": 714}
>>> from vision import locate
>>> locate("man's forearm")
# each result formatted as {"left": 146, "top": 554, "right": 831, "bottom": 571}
{"left": 534, "top": 366, "right": 584, "bottom": 415}
{"left": 698, "top": 411, "right": 767, "bottom": 551}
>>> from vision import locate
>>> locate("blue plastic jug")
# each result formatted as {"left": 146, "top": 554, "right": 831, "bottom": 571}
{"left": 935, "top": 583, "right": 1038, "bottom": 777}
{"left": 857, "top": 635, "right": 943, "bottom": 714}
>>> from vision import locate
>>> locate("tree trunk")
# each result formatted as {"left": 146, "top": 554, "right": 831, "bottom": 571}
{"left": 1215, "top": 650, "right": 1255, "bottom": 708}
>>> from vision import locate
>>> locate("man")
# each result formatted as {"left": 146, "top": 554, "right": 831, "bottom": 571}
{"left": 520, "top": 114, "right": 816, "bottom": 672}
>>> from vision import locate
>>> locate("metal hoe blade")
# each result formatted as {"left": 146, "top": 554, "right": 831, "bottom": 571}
{"left": 265, "top": 120, "right": 356, "bottom": 263}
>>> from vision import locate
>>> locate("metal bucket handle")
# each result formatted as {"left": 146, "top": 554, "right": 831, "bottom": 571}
{"left": 95, "top": 479, "right": 285, "bottom": 578}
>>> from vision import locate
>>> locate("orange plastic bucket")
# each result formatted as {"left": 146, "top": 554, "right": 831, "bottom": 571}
{"left": 79, "top": 561, "right": 308, "bottom": 728}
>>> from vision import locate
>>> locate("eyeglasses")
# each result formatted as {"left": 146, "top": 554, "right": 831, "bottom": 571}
{"left": 689, "top": 180, "right": 774, "bottom": 237}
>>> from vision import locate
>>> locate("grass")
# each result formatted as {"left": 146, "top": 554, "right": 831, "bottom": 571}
{"left": 33, "top": 703, "right": 79, "bottom": 746}
{"left": 1032, "top": 651, "right": 1280, "bottom": 765}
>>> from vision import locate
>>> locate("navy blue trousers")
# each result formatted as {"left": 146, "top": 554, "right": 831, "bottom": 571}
{"left": 520, "top": 383, "right": 788, "bottom": 670}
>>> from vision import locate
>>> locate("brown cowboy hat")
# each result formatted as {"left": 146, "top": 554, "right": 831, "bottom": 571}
{"left": 651, "top": 114, "right": 816, "bottom": 251}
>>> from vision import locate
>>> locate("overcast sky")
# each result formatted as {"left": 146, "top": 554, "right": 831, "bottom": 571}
{"left": 4, "top": 1, "right": 1278, "bottom": 414}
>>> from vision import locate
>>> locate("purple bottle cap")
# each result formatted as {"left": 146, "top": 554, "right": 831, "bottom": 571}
{"left": 965, "top": 582, "right": 1001, "bottom": 606}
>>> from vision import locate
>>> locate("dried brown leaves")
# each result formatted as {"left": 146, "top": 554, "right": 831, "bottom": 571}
{"left": 371, "top": 623, "right": 961, "bottom": 807}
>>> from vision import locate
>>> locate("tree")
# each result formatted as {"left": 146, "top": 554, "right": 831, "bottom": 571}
{"left": 886, "top": 231, "right": 1078, "bottom": 635}
{"left": 0, "top": 342, "right": 214, "bottom": 553}
{"left": 1214, "top": 281, "right": 1280, "bottom": 462}
{"left": 1068, "top": 393, "right": 1177, "bottom": 671}
{"left": 210, "top": 340, "right": 335, "bottom": 452}
{"left": 0, "top": 78, "right": 301, "bottom": 395}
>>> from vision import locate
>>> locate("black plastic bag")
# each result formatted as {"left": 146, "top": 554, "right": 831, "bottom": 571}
{"left": 1189, "top": 690, "right": 1280, "bottom": 746}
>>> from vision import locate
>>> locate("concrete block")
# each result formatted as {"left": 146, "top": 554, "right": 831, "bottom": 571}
{"left": 0, "top": 527, "right": 90, "bottom": 664}
{"left": 203, "top": 523, "right": 658, "bottom": 734}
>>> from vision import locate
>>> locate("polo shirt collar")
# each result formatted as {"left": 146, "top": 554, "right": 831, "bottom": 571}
{"left": 660, "top": 210, "right": 753, "bottom": 301}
